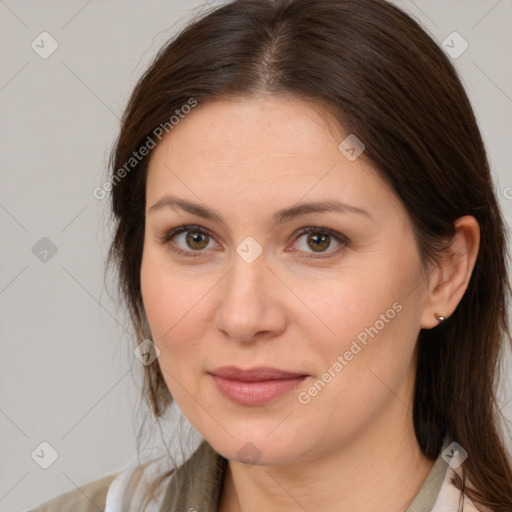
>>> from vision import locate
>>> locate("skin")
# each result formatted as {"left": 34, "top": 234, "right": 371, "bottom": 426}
{"left": 140, "top": 94, "right": 480, "bottom": 512}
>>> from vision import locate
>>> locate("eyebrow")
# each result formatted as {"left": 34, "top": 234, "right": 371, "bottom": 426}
{"left": 147, "top": 195, "right": 372, "bottom": 225}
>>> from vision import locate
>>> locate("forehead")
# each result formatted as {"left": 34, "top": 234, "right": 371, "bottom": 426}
{"left": 150, "top": 95, "right": 342, "bottom": 168}
{"left": 145, "top": 95, "right": 402, "bottom": 221}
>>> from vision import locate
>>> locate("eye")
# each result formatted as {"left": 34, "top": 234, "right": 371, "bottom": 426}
{"left": 158, "top": 225, "right": 349, "bottom": 259}
{"left": 290, "top": 226, "right": 348, "bottom": 259}
{"left": 158, "top": 225, "right": 217, "bottom": 257}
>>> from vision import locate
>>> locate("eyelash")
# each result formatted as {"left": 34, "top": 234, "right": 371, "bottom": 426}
{"left": 157, "top": 225, "right": 349, "bottom": 260}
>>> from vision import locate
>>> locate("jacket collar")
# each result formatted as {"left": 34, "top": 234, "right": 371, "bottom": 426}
{"left": 106, "top": 436, "right": 487, "bottom": 512}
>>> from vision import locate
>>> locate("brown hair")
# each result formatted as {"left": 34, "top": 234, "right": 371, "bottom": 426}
{"left": 105, "top": 0, "right": 512, "bottom": 509}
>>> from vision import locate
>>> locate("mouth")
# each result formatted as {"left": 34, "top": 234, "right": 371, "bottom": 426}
{"left": 208, "top": 366, "right": 308, "bottom": 406}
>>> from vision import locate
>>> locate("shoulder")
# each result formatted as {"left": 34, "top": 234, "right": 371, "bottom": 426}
{"left": 432, "top": 455, "right": 493, "bottom": 512}
{"left": 27, "top": 471, "right": 120, "bottom": 512}
{"left": 434, "top": 472, "right": 494, "bottom": 512}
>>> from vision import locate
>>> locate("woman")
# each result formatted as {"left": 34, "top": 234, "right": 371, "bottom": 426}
{"left": 29, "top": 0, "right": 512, "bottom": 510}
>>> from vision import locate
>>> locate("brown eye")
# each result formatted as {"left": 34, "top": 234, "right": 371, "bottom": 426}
{"left": 159, "top": 225, "right": 216, "bottom": 257}
{"left": 292, "top": 227, "right": 348, "bottom": 259}
{"left": 160, "top": 225, "right": 347, "bottom": 260}
{"left": 306, "top": 232, "right": 331, "bottom": 252}
{"left": 185, "top": 231, "right": 210, "bottom": 250}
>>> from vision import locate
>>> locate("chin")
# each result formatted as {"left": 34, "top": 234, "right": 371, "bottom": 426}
{"left": 205, "top": 426, "right": 312, "bottom": 467}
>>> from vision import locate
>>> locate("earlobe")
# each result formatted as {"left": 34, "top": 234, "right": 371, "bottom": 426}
{"left": 419, "top": 215, "right": 480, "bottom": 330}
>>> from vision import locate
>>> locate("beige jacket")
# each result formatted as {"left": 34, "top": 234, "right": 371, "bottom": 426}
{"left": 27, "top": 438, "right": 488, "bottom": 512}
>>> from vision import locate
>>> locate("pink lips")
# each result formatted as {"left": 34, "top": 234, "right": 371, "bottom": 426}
{"left": 209, "top": 366, "right": 308, "bottom": 406}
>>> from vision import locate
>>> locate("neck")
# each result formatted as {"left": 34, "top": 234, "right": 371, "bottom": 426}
{"left": 217, "top": 402, "right": 434, "bottom": 512}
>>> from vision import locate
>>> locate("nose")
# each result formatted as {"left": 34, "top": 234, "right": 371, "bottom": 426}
{"left": 213, "top": 255, "right": 287, "bottom": 343}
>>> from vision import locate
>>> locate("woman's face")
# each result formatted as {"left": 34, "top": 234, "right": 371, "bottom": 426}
{"left": 141, "top": 95, "right": 431, "bottom": 465}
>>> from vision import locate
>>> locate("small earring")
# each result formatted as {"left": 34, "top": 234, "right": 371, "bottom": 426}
{"left": 435, "top": 313, "right": 446, "bottom": 323}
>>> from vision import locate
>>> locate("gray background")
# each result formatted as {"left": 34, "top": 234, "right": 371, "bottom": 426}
{"left": 0, "top": 1, "right": 511, "bottom": 511}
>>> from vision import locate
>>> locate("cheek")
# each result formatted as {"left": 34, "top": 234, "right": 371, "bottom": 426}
{"left": 140, "top": 260, "right": 204, "bottom": 406}
{"left": 293, "top": 261, "right": 408, "bottom": 346}
{"left": 296, "top": 254, "right": 422, "bottom": 394}
{"left": 140, "top": 250, "right": 217, "bottom": 393}
{"left": 141, "top": 248, "right": 202, "bottom": 340}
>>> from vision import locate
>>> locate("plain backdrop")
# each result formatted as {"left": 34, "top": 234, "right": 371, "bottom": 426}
{"left": 1, "top": 1, "right": 511, "bottom": 511}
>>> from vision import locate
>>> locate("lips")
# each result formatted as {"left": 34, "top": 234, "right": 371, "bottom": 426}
{"left": 209, "top": 366, "right": 308, "bottom": 406}
{"left": 210, "top": 366, "right": 306, "bottom": 381}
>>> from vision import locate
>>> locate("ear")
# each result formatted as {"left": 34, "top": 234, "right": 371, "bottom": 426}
{"left": 420, "top": 215, "right": 480, "bottom": 329}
